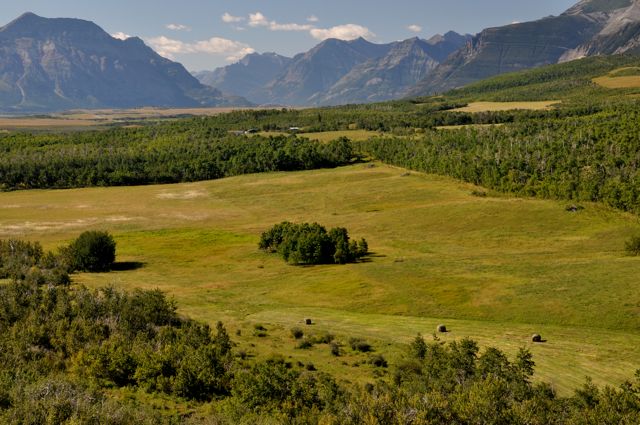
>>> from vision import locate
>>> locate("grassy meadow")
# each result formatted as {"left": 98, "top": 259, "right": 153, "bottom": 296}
{"left": 450, "top": 101, "right": 560, "bottom": 112}
{"left": 1, "top": 163, "right": 639, "bottom": 394}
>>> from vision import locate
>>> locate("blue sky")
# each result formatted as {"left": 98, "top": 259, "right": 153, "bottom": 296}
{"left": 1, "top": 0, "right": 577, "bottom": 71}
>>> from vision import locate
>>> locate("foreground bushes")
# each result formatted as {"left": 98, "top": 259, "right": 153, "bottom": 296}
{"left": 259, "top": 222, "right": 368, "bottom": 265}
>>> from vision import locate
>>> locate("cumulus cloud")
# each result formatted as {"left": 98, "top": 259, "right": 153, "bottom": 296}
{"left": 222, "top": 13, "right": 244, "bottom": 23}
{"left": 166, "top": 23, "right": 191, "bottom": 31}
{"left": 407, "top": 24, "right": 422, "bottom": 33}
{"left": 310, "top": 24, "right": 374, "bottom": 41}
{"left": 111, "top": 32, "right": 131, "bottom": 40}
{"left": 147, "top": 36, "right": 255, "bottom": 62}
{"left": 229, "top": 11, "right": 373, "bottom": 41}
{"left": 248, "top": 12, "right": 313, "bottom": 31}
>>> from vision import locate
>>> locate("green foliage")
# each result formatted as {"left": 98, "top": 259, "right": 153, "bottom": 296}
{"left": 259, "top": 222, "right": 368, "bottom": 265}
{"left": 0, "top": 239, "right": 69, "bottom": 285}
{"left": 348, "top": 337, "right": 372, "bottom": 353}
{"left": 625, "top": 234, "right": 640, "bottom": 256}
{"left": 290, "top": 327, "right": 304, "bottom": 339}
{"left": 0, "top": 127, "right": 354, "bottom": 190}
{"left": 361, "top": 103, "right": 640, "bottom": 214}
{"left": 66, "top": 230, "right": 116, "bottom": 272}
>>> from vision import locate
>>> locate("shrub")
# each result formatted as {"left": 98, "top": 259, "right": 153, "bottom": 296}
{"left": 66, "top": 231, "right": 116, "bottom": 272}
{"left": 349, "top": 337, "right": 372, "bottom": 353}
{"left": 330, "top": 342, "right": 341, "bottom": 357}
{"left": 297, "top": 340, "right": 314, "bottom": 349}
{"left": 291, "top": 327, "right": 304, "bottom": 340}
{"left": 369, "top": 354, "right": 388, "bottom": 368}
{"left": 625, "top": 235, "right": 640, "bottom": 256}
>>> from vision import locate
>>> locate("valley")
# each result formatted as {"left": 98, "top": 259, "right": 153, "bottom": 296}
{"left": 2, "top": 164, "right": 639, "bottom": 395}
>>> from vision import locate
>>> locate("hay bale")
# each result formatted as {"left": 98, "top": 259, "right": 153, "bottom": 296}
{"left": 532, "top": 334, "right": 542, "bottom": 343}
{"left": 437, "top": 324, "right": 447, "bottom": 333}
{"left": 305, "top": 318, "right": 313, "bottom": 325}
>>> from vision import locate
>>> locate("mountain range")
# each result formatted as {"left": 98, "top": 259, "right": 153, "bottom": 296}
{"left": 2, "top": 0, "right": 640, "bottom": 112}
{"left": 196, "top": 32, "right": 469, "bottom": 106}
{"left": 0, "top": 12, "right": 250, "bottom": 113}
{"left": 198, "top": 0, "right": 640, "bottom": 104}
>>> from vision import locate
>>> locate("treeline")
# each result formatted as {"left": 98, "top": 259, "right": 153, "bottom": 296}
{"left": 361, "top": 102, "right": 640, "bottom": 213}
{"left": 0, "top": 128, "right": 354, "bottom": 190}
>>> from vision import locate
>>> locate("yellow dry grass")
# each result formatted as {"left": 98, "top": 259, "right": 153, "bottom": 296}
{"left": 451, "top": 101, "right": 561, "bottom": 113}
{"left": 593, "top": 75, "right": 640, "bottom": 89}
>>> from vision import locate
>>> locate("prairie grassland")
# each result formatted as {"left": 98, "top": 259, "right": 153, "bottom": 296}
{"left": 593, "top": 75, "right": 640, "bottom": 89}
{"left": 300, "top": 130, "right": 380, "bottom": 142}
{"left": 451, "top": 101, "right": 560, "bottom": 112}
{"left": 0, "top": 107, "right": 266, "bottom": 130}
{"left": 0, "top": 164, "right": 639, "bottom": 393}
{"left": 436, "top": 123, "right": 505, "bottom": 130}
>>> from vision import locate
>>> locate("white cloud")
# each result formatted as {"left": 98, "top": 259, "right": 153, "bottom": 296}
{"left": 166, "top": 23, "right": 191, "bottom": 31}
{"left": 111, "top": 32, "right": 131, "bottom": 40}
{"left": 222, "top": 13, "right": 244, "bottom": 24}
{"left": 407, "top": 24, "right": 422, "bottom": 33}
{"left": 307, "top": 15, "right": 319, "bottom": 23}
{"left": 310, "top": 24, "right": 374, "bottom": 41}
{"left": 248, "top": 12, "right": 269, "bottom": 27}
{"left": 248, "top": 12, "right": 313, "bottom": 31}
{"left": 147, "top": 36, "right": 254, "bottom": 62}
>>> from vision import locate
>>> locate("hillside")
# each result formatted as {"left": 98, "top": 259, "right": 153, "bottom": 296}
{"left": 411, "top": 0, "right": 640, "bottom": 95}
{"left": 0, "top": 13, "right": 251, "bottom": 112}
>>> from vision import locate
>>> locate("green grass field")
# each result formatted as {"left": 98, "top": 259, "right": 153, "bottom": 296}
{"left": 1, "top": 163, "right": 639, "bottom": 394}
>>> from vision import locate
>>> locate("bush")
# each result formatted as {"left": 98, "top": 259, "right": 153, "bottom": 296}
{"left": 349, "top": 338, "right": 372, "bottom": 353}
{"left": 291, "top": 327, "right": 304, "bottom": 340}
{"left": 625, "top": 235, "right": 640, "bottom": 256}
{"left": 66, "top": 231, "right": 116, "bottom": 272}
{"left": 297, "top": 340, "right": 314, "bottom": 350}
{"left": 369, "top": 354, "right": 388, "bottom": 368}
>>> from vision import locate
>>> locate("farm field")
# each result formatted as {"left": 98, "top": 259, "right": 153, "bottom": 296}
{"left": 593, "top": 75, "right": 640, "bottom": 89}
{"left": 451, "top": 100, "right": 560, "bottom": 112}
{"left": 1, "top": 163, "right": 639, "bottom": 394}
{"left": 0, "top": 107, "right": 266, "bottom": 130}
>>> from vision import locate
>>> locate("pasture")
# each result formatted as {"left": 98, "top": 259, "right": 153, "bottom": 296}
{"left": 1, "top": 163, "right": 639, "bottom": 394}
{"left": 451, "top": 101, "right": 560, "bottom": 112}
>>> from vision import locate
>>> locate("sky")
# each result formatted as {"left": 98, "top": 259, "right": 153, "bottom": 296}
{"left": 1, "top": 0, "right": 578, "bottom": 71}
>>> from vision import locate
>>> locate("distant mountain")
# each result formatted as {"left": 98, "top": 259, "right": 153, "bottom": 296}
{"left": 410, "top": 0, "right": 640, "bottom": 95}
{"left": 262, "top": 37, "right": 395, "bottom": 106}
{"left": 314, "top": 33, "right": 469, "bottom": 105}
{"left": 0, "top": 13, "right": 251, "bottom": 113}
{"left": 193, "top": 52, "right": 291, "bottom": 105}
{"left": 197, "top": 33, "right": 467, "bottom": 106}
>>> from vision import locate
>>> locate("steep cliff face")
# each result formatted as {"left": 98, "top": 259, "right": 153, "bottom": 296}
{"left": 315, "top": 36, "right": 454, "bottom": 105}
{"left": 410, "top": 0, "right": 640, "bottom": 96}
{"left": 0, "top": 13, "right": 250, "bottom": 112}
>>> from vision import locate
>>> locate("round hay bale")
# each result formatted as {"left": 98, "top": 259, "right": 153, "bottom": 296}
{"left": 532, "top": 334, "right": 542, "bottom": 343}
{"left": 305, "top": 318, "right": 313, "bottom": 325}
{"left": 437, "top": 324, "right": 447, "bottom": 333}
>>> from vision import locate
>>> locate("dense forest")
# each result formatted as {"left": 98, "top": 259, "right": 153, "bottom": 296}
{"left": 0, "top": 239, "right": 639, "bottom": 423}
{"left": 360, "top": 102, "right": 640, "bottom": 213}
{"left": 0, "top": 127, "right": 354, "bottom": 190}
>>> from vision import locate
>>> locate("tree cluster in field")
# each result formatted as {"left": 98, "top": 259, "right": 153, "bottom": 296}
{"left": 259, "top": 222, "right": 368, "bottom": 265}
{"left": 0, "top": 128, "right": 354, "bottom": 190}
{"left": 0, "top": 231, "right": 117, "bottom": 287}
{"left": 1, "top": 268, "right": 639, "bottom": 424}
